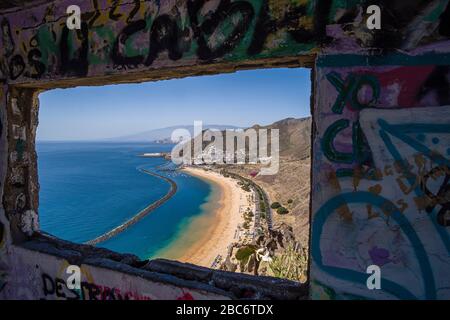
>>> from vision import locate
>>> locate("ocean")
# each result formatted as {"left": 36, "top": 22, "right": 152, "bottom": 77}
{"left": 37, "top": 141, "right": 215, "bottom": 260}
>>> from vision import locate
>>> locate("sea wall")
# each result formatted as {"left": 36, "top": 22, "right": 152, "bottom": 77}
{"left": 0, "top": 0, "right": 449, "bottom": 299}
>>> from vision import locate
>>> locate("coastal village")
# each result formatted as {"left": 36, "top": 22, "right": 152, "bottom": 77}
{"left": 174, "top": 117, "right": 311, "bottom": 283}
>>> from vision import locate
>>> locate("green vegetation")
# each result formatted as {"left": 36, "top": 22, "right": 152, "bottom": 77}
{"left": 238, "top": 180, "right": 251, "bottom": 192}
{"left": 271, "top": 202, "right": 281, "bottom": 209}
{"left": 235, "top": 245, "right": 257, "bottom": 265}
{"left": 252, "top": 185, "right": 269, "bottom": 220}
{"left": 260, "top": 202, "right": 266, "bottom": 212}
{"left": 277, "top": 207, "right": 289, "bottom": 214}
{"left": 243, "top": 208, "right": 254, "bottom": 220}
{"left": 222, "top": 170, "right": 270, "bottom": 222}
{"left": 269, "top": 246, "right": 308, "bottom": 282}
{"left": 242, "top": 209, "right": 253, "bottom": 229}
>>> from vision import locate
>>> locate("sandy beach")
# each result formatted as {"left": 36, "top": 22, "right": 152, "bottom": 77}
{"left": 169, "top": 166, "right": 253, "bottom": 268}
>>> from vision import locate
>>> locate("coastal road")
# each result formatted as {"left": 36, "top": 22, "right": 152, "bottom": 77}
{"left": 225, "top": 171, "right": 273, "bottom": 231}
{"left": 84, "top": 168, "right": 177, "bottom": 246}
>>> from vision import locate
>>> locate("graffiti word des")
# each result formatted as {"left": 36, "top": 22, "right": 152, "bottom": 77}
{"left": 41, "top": 273, "right": 151, "bottom": 300}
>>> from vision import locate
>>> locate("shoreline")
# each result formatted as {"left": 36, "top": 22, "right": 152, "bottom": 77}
{"left": 157, "top": 166, "right": 253, "bottom": 268}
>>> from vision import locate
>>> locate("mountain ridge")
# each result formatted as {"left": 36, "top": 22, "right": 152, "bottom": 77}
{"left": 107, "top": 124, "right": 242, "bottom": 142}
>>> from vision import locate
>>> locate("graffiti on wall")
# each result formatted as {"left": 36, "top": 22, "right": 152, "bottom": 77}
{"left": 0, "top": 0, "right": 329, "bottom": 81}
{"left": 0, "top": 85, "right": 9, "bottom": 296}
{"left": 0, "top": 0, "right": 449, "bottom": 83}
{"left": 41, "top": 273, "right": 154, "bottom": 300}
{"left": 0, "top": 0, "right": 449, "bottom": 301}
{"left": 311, "top": 58, "right": 450, "bottom": 300}
{"left": 0, "top": 247, "right": 223, "bottom": 300}
{"left": 41, "top": 272, "right": 198, "bottom": 300}
{"left": 0, "top": 222, "right": 7, "bottom": 293}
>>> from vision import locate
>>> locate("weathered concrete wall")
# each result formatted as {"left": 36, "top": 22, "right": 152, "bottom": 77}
{"left": 1, "top": 0, "right": 327, "bottom": 85}
{"left": 0, "top": 0, "right": 449, "bottom": 299}
{"left": 6, "top": 244, "right": 228, "bottom": 300}
{"left": 311, "top": 55, "right": 450, "bottom": 299}
{"left": 2, "top": 0, "right": 447, "bottom": 86}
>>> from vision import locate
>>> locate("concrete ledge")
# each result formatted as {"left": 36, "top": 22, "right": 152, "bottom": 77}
{"left": 145, "top": 259, "right": 308, "bottom": 300}
{"left": 20, "top": 232, "right": 308, "bottom": 299}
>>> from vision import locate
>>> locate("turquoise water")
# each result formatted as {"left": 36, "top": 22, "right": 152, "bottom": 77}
{"left": 37, "top": 142, "right": 212, "bottom": 259}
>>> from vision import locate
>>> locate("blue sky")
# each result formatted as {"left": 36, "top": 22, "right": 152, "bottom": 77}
{"left": 37, "top": 68, "right": 311, "bottom": 141}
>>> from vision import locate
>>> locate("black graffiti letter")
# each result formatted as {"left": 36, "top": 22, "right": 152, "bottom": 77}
{"left": 109, "top": 0, "right": 123, "bottom": 21}
{"left": 9, "top": 55, "right": 25, "bottom": 80}
{"left": 145, "top": 15, "right": 187, "bottom": 66}
{"left": 248, "top": 0, "right": 331, "bottom": 55}
{"left": 1, "top": 18, "right": 15, "bottom": 57}
{"left": 27, "top": 49, "right": 46, "bottom": 79}
{"left": 112, "top": 19, "right": 146, "bottom": 67}
{"left": 127, "top": 0, "right": 141, "bottom": 23}
{"left": 60, "top": 23, "right": 89, "bottom": 77}
{"left": 189, "top": 0, "right": 254, "bottom": 61}
{"left": 42, "top": 273, "right": 55, "bottom": 296}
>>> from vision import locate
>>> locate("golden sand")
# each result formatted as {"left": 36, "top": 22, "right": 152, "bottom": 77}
{"left": 156, "top": 167, "right": 252, "bottom": 268}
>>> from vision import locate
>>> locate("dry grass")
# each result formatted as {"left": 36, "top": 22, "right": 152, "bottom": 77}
{"left": 225, "top": 156, "right": 311, "bottom": 248}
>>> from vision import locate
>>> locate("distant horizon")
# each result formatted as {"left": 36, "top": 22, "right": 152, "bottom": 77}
{"left": 36, "top": 139, "right": 174, "bottom": 143}
{"left": 37, "top": 68, "right": 311, "bottom": 141}
{"left": 36, "top": 115, "right": 311, "bottom": 142}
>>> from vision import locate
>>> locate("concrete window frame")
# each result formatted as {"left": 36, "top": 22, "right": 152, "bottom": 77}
{"left": 2, "top": 56, "right": 315, "bottom": 299}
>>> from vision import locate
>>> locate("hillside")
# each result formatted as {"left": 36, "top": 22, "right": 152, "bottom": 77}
{"left": 217, "top": 117, "right": 311, "bottom": 281}
{"left": 181, "top": 116, "right": 311, "bottom": 162}
{"left": 219, "top": 117, "right": 312, "bottom": 245}
{"left": 249, "top": 117, "right": 311, "bottom": 160}
{"left": 184, "top": 117, "right": 312, "bottom": 281}
{"left": 109, "top": 124, "right": 241, "bottom": 143}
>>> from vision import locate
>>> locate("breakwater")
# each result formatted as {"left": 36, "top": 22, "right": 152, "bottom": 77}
{"left": 84, "top": 168, "right": 177, "bottom": 246}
